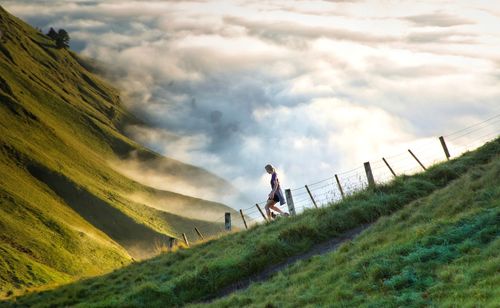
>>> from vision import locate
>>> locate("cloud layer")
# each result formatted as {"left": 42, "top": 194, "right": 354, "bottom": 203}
{"left": 5, "top": 0, "right": 500, "bottom": 208}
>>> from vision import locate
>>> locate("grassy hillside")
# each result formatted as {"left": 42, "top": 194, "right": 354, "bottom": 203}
{"left": 5, "top": 134, "right": 498, "bottom": 306}
{"left": 0, "top": 6, "right": 238, "bottom": 298}
{"left": 205, "top": 144, "right": 500, "bottom": 307}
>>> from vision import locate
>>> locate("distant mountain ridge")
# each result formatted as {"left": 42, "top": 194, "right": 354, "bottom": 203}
{"left": 0, "top": 5, "right": 237, "bottom": 298}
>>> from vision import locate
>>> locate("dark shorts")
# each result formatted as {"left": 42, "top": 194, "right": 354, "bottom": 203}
{"left": 268, "top": 194, "right": 280, "bottom": 203}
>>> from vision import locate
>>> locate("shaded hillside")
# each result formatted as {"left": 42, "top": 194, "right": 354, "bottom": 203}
{"left": 6, "top": 135, "right": 498, "bottom": 306}
{"left": 0, "top": 6, "right": 237, "bottom": 298}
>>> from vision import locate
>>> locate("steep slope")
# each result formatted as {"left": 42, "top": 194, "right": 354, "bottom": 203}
{"left": 0, "top": 6, "right": 237, "bottom": 298}
{"left": 205, "top": 145, "right": 500, "bottom": 307}
{"left": 6, "top": 137, "right": 498, "bottom": 306}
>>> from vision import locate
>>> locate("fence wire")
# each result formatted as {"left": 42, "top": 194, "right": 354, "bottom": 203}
{"left": 180, "top": 114, "right": 499, "bottom": 247}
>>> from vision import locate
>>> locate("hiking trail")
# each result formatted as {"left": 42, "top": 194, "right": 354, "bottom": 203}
{"left": 203, "top": 223, "right": 371, "bottom": 303}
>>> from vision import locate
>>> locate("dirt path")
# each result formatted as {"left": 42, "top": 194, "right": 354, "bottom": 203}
{"left": 203, "top": 223, "right": 371, "bottom": 303}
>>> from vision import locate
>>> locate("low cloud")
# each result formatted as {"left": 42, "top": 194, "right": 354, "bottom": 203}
{"left": 402, "top": 11, "right": 475, "bottom": 28}
{"left": 4, "top": 0, "right": 500, "bottom": 210}
{"left": 406, "top": 30, "right": 477, "bottom": 44}
{"left": 224, "top": 16, "right": 399, "bottom": 48}
{"left": 126, "top": 192, "right": 229, "bottom": 223}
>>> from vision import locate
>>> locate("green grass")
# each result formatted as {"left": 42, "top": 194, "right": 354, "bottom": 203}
{"left": 1, "top": 5, "right": 498, "bottom": 306}
{"left": 5, "top": 135, "right": 498, "bottom": 306}
{"left": 201, "top": 143, "right": 500, "bottom": 307}
{"left": 0, "top": 5, "right": 236, "bottom": 298}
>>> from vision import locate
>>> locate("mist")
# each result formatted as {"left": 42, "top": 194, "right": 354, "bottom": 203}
{"left": 108, "top": 151, "right": 250, "bottom": 209}
{"left": 5, "top": 0, "right": 500, "bottom": 208}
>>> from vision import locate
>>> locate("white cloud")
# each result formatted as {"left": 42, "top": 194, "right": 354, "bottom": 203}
{"left": 4, "top": 0, "right": 500, "bottom": 211}
{"left": 402, "top": 11, "right": 475, "bottom": 28}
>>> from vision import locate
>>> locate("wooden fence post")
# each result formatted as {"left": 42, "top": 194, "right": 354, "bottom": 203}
{"left": 382, "top": 157, "right": 397, "bottom": 177}
{"left": 194, "top": 227, "right": 204, "bottom": 240}
{"left": 408, "top": 149, "right": 426, "bottom": 170}
{"left": 364, "top": 162, "right": 376, "bottom": 188}
{"left": 439, "top": 136, "right": 451, "bottom": 160}
{"left": 239, "top": 209, "right": 248, "bottom": 229}
{"left": 256, "top": 203, "right": 269, "bottom": 222}
{"left": 168, "top": 237, "right": 176, "bottom": 250}
{"left": 284, "top": 189, "right": 296, "bottom": 216}
{"left": 334, "top": 174, "right": 345, "bottom": 200}
{"left": 182, "top": 233, "right": 189, "bottom": 247}
{"left": 224, "top": 212, "right": 231, "bottom": 231}
{"left": 304, "top": 185, "right": 318, "bottom": 208}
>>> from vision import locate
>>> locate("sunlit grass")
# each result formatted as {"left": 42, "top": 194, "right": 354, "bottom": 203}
{"left": 201, "top": 145, "right": 500, "bottom": 307}
{"left": 1, "top": 6, "right": 498, "bottom": 306}
{"left": 7, "top": 135, "right": 499, "bottom": 306}
{"left": 0, "top": 6, "right": 232, "bottom": 298}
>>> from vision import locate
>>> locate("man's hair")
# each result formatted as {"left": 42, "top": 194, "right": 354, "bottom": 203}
{"left": 265, "top": 164, "right": 275, "bottom": 172}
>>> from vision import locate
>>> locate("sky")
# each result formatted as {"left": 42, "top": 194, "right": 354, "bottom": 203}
{"left": 4, "top": 0, "right": 500, "bottom": 210}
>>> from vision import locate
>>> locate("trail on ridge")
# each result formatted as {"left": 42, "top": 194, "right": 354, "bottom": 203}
{"left": 204, "top": 223, "right": 371, "bottom": 302}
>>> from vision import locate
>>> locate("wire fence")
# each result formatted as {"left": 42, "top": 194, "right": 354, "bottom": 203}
{"left": 171, "top": 113, "right": 500, "bottom": 248}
